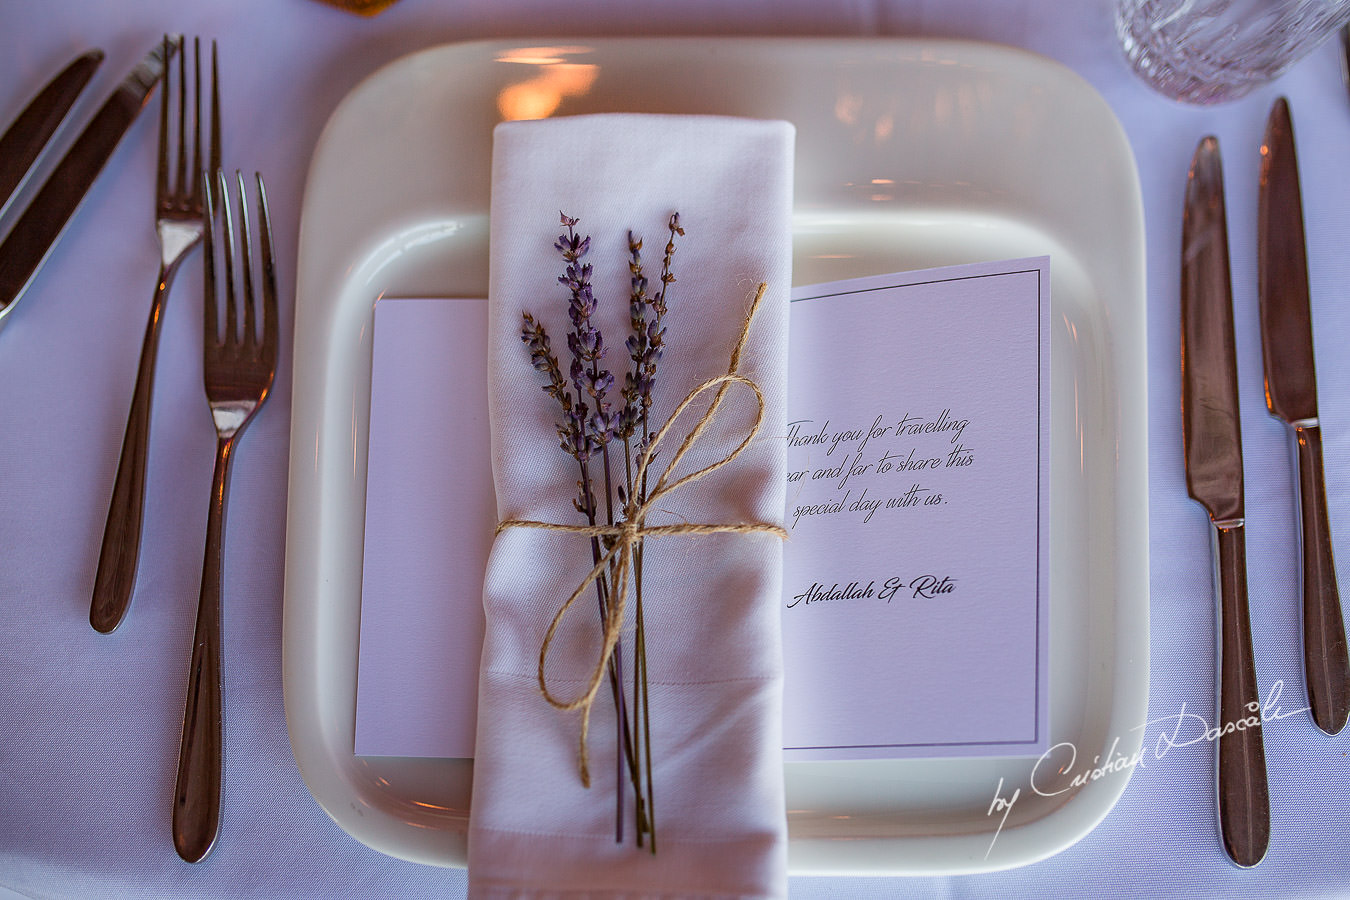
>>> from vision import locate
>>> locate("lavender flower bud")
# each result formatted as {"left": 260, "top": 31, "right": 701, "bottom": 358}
{"left": 559, "top": 262, "right": 594, "bottom": 292}
{"left": 584, "top": 368, "right": 614, "bottom": 398}
{"left": 636, "top": 371, "right": 655, "bottom": 398}
{"left": 616, "top": 401, "right": 641, "bottom": 439}
{"left": 572, "top": 324, "right": 601, "bottom": 357}
{"left": 588, "top": 407, "right": 619, "bottom": 445}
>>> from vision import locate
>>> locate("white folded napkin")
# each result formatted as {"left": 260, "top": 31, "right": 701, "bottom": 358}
{"left": 468, "top": 113, "right": 794, "bottom": 899}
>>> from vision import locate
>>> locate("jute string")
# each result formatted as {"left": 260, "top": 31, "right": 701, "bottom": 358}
{"left": 495, "top": 282, "right": 788, "bottom": 786}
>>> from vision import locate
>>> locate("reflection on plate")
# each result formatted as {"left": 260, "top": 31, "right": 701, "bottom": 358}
{"left": 283, "top": 37, "right": 1148, "bottom": 875}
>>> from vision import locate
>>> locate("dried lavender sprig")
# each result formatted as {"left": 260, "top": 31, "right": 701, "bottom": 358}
{"left": 619, "top": 213, "right": 683, "bottom": 477}
{"left": 558, "top": 214, "right": 619, "bottom": 458}
{"left": 653, "top": 213, "right": 683, "bottom": 318}
{"left": 520, "top": 314, "right": 568, "bottom": 406}
{"left": 617, "top": 233, "right": 648, "bottom": 443}
{"left": 521, "top": 314, "right": 588, "bottom": 462}
{"left": 520, "top": 302, "right": 628, "bottom": 830}
{"left": 615, "top": 230, "right": 651, "bottom": 846}
{"left": 556, "top": 212, "right": 626, "bottom": 558}
{"left": 641, "top": 212, "right": 682, "bottom": 843}
{"left": 632, "top": 214, "right": 683, "bottom": 442}
{"left": 555, "top": 212, "right": 643, "bottom": 842}
{"left": 618, "top": 212, "right": 683, "bottom": 852}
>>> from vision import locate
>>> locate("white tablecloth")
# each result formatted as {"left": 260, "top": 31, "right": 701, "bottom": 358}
{"left": 2, "top": 1, "right": 1348, "bottom": 897}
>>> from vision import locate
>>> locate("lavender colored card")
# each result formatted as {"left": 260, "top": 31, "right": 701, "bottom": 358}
{"left": 781, "top": 258, "right": 1052, "bottom": 760}
{"left": 354, "top": 297, "right": 493, "bottom": 758}
{"left": 355, "top": 259, "right": 1049, "bottom": 761}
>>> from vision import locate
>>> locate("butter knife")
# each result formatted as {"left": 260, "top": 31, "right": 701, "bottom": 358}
{"left": 1258, "top": 96, "right": 1350, "bottom": 736}
{"left": 0, "top": 41, "right": 168, "bottom": 329}
{"left": 0, "top": 49, "right": 103, "bottom": 220}
{"left": 1182, "top": 135, "right": 1270, "bottom": 869}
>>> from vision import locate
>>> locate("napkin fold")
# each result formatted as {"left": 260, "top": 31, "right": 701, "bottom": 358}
{"left": 467, "top": 113, "right": 794, "bottom": 899}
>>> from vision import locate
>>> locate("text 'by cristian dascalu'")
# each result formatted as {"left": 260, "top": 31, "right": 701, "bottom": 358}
{"left": 786, "top": 411, "right": 973, "bottom": 528}
{"left": 786, "top": 574, "right": 957, "bottom": 609}
{"left": 980, "top": 679, "right": 1311, "bottom": 860}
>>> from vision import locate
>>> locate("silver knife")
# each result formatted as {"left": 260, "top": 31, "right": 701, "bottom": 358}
{"left": 0, "top": 49, "right": 104, "bottom": 220}
{"left": 1182, "top": 135, "right": 1270, "bottom": 869}
{"left": 0, "top": 41, "right": 169, "bottom": 330}
{"left": 1258, "top": 96, "right": 1350, "bottom": 736}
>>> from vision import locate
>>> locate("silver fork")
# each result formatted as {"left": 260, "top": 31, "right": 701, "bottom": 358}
{"left": 172, "top": 170, "right": 276, "bottom": 863}
{"left": 91, "top": 35, "right": 220, "bottom": 634}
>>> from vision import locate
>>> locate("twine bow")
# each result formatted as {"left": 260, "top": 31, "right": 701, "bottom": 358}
{"left": 495, "top": 282, "right": 787, "bottom": 785}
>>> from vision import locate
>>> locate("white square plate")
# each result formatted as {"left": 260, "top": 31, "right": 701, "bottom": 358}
{"left": 283, "top": 37, "right": 1149, "bottom": 875}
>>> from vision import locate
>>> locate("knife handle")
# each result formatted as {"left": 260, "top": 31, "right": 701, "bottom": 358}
{"left": 1213, "top": 522, "right": 1270, "bottom": 868}
{"left": 89, "top": 266, "right": 172, "bottom": 633}
{"left": 1293, "top": 424, "right": 1350, "bottom": 734}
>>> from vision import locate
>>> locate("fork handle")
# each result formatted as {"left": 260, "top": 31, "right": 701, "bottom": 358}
{"left": 90, "top": 263, "right": 177, "bottom": 633}
{"left": 173, "top": 434, "right": 232, "bottom": 863}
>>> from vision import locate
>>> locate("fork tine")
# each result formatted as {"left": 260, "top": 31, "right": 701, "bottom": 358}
{"left": 236, "top": 172, "right": 256, "bottom": 350}
{"left": 219, "top": 170, "right": 238, "bottom": 348}
{"left": 156, "top": 34, "right": 171, "bottom": 202}
{"left": 202, "top": 170, "right": 219, "bottom": 347}
{"left": 255, "top": 173, "right": 278, "bottom": 367}
{"left": 209, "top": 42, "right": 221, "bottom": 190}
{"left": 189, "top": 38, "right": 202, "bottom": 208}
{"left": 175, "top": 35, "right": 187, "bottom": 199}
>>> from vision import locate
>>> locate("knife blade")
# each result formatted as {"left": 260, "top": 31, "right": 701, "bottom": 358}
{"left": 0, "top": 48, "right": 104, "bottom": 220}
{"left": 1182, "top": 135, "right": 1270, "bottom": 869}
{"left": 1258, "top": 96, "right": 1350, "bottom": 736}
{"left": 1341, "top": 24, "right": 1350, "bottom": 104}
{"left": 0, "top": 41, "right": 169, "bottom": 329}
